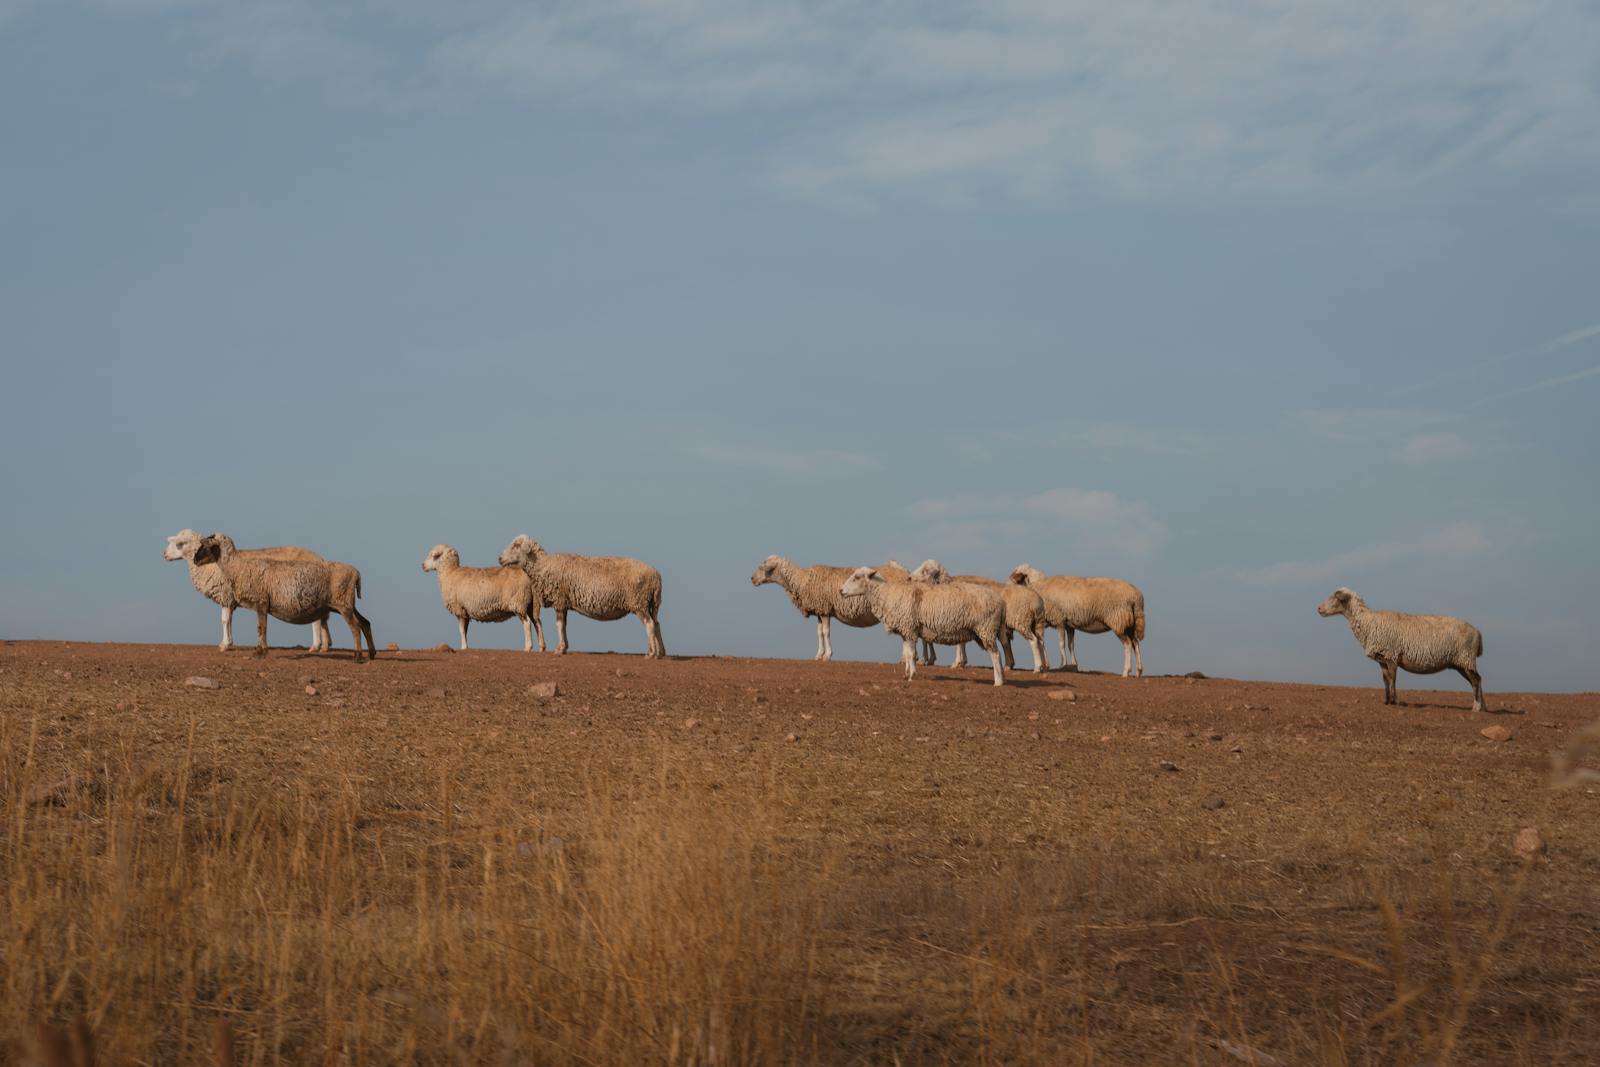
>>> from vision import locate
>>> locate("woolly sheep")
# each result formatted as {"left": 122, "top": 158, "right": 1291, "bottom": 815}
{"left": 1317, "top": 587, "right": 1486, "bottom": 712}
{"left": 1009, "top": 564, "right": 1146, "bottom": 677}
{"left": 164, "top": 529, "right": 332, "bottom": 653}
{"left": 911, "top": 561, "right": 1048, "bottom": 674}
{"left": 423, "top": 544, "right": 546, "bottom": 652}
{"left": 193, "top": 533, "right": 377, "bottom": 662}
{"left": 498, "top": 535, "right": 665, "bottom": 658}
{"left": 879, "top": 559, "right": 938, "bottom": 666}
{"left": 751, "top": 555, "right": 878, "bottom": 660}
{"left": 840, "top": 561, "right": 1007, "bottom": 685}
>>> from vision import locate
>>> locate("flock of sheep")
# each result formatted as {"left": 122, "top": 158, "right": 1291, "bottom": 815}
{"left": 162, "top": 530, "right": 1489, "bottom": 711}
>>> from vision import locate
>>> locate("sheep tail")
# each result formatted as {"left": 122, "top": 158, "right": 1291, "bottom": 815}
{"left": 1133, "top": 594, "right": 1146, "bottom": 641}
{"left": 1475, "top": 629, "right": 1483, "bottom": 657}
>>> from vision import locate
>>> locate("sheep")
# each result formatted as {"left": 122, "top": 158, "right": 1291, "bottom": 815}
{"left": 1008, "top": 564, "right": 1145, "bottom": 677}
{"left": 191, "top": 533, "right": 377, "bottom": 662}
{"left": 751, "top": 556, "right": 878, "bottom": 660}
{"left": 911, "top": 561, "right": 1048, "bottom": 674}
{"left": 1317, "top": 587, "right": 1486, "bottom": 712}
{"left": 164, "top": 529, "right": 333, "bottom": 652}
{"left": 879, "top": 558, "right": 939, "bottom": 666}
{"left": 840, "top": 561, "right": 1007, "bottom": 685}
{"left": 498, "top": 535, "right": 665, "bottom": 658}
{"left": 423, "top": 544, "right": 545, "bottom": 652}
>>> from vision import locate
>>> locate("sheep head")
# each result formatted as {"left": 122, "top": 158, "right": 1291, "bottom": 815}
{"left": 1009, "top": 564, "right": 1042, "bottom": 586}
{"left": 164, "top": 529, "right": 201, "bottom": 562}
{"left": 1317, "top": 587, "right": 1358, "bottom": 617}
{"left": 751, "top": 555, "right": 784, "bottom": 586}
{"left": 840, "top": 566, "right": 882, "bottom": 598}
{"left": 499, "top": 535, "right": 545, "bottom": 568}
{"left": 422, "top": 544, "right": 457, "bottom": 573}
{"left": 910, "top": 560, "right": 949, "bottom": 583}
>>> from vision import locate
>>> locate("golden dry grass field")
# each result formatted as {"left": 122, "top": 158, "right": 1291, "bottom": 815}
{"left": 3, "top": 639, "right": 1598, "bottom": 1065}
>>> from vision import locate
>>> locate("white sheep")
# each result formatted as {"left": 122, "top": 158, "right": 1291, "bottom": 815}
{"left": 498, "top": 535, "right": 665, "bottom": 658}
{"left": 840, "top": 561, "right": 1007, "bottom": 685}
{"left": 1317, "top": 587, "right": 1486, "bottom": 711}
{"left": 422, "top": 544, "right": 546, "bottom": 652}
{"left": 1009, "top": 564, "right": 1146, "bottom": 677}
{"left": 879, "top": 559, "right": 938, "bottom": 666}
{"left": 164, "top": 529, "right": 332, "bottom": 652}
{"left": 751, "top": 556, "right": 878, "bottom": 660}
{"left": 911, "top": 561, "right": 1048, "bottom": 674}
{"left": 191, "top": 533, "right": 377, "bottom": 662}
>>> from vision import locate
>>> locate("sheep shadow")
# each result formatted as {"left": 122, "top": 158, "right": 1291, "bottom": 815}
{"left": 1397, "top": 700, "right": 1525, "bottom": 716}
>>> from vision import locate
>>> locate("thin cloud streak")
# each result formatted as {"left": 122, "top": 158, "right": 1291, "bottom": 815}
{"left": 1468, "top": 363, "right": 1600, "bottom": 410}
{"left": 1543, "top": 323, "right": 1600, "bottom": 352}
{"left": 687, "top": 441, "right": 880, "bottom": 477}
{"left": 909, "top": 487, "right": 1167, "bottom": 558}
{"left": 1236, "top": 521, "right": 1490, "bottom": 588}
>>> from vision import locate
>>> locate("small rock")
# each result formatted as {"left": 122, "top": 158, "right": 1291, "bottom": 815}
{"left": 1513, "top": 827, "right": 1545, "bottom": 859}
{"left": 1047, "top": 689, "right": 1076, "bottom": 701}
{"left": 304, "top": 685, "right": 318, "bottom": 696}
{"left": 1208, "top": 732, "right": 1224, "bottom": 742}
{"left": 1027, "top": 710, "right": 1040, "bottom": 721}
{"left": 1099, "top": 734, "right": 1112, "bottom": 742}
{"left": 1535, "top": 721, "right": 1560, "bottom": 730}
{"left": 184, "top": 676, "right": 218, "bottom": 689}
{"left": 1202, "top": 796, "right": 1227, "bottom": 810}
{"left": 424, "top": 687, "right": 447, "bottom": 699}
{"left": 528, "top": 682, "right": 560, "bottom": 700}
{"left": 784, "top": 732, "right": 798, "bottom": 743}
{"left": 299, "top": 674, "right": 316, "bottom": 685}
{"left": 1230, "top": 745, "right": 1244, "bottom": 753}
{"left": 431, "top": 644, "right": 454, "bottom": 654}
{"left": 752, "top": 694, "right": 769, "bottom": 705}
{"left": 386, "top": 642, "right": 399, "bottom": 651}
{"left": 683, "top": 717, "right": 700, "bottom": 730}
{"left": 1158, "top": 760, "right": 1180, "bottom": 772}
{"left": 1480, "top": 725, "right": 1513, "bottom": 742}
{"left": 1028, "top": 730, "right": 1041, "bottom": 740}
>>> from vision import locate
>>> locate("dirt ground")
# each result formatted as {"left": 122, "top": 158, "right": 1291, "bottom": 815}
{"left": 3, "top": 639, "right": 1598, "bottom": 1065}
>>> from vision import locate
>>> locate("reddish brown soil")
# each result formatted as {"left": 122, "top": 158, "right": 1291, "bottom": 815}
{"left": 3, "top": 640, "right": 1598, "bottom": 1064}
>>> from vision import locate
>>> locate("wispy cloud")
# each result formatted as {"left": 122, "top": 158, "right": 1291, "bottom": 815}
{"left": 688, "top": 441, "right": 879, "bottom": 477}
{"left": 1542, "top": 324, "right": 1600, "bottom": 352}
{"left": 910, "top": 487, "right": 1167, "bottom": 558}
{"left": 1236, "top": 521, "right": 1489, "bottom": 588}
{"left": 1469, "top": 362, "right": 1600, "bottom": 409}
{"left": 79, "top": 0, "right": 1600, "bottom": 204}
{"left": 1294, "top": 408, "right": 1477, "bottom": 464}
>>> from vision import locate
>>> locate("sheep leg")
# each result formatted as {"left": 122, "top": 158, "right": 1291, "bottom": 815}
{"left": 1056, "top": 626, "right": 1068, "bottom": 668}
{"left": 1027, "top": 628, "right": 1046, "bottom": 674}
{"left": 1380, "top": 659, "right": 1398, "bottom": 705}
{"left": 921, "top": 640, "right": 937, "bottom": 666}
{"left": 255, "top": 610, "right": 270, "bottom": 657}
{"left": 532, "top": 611, "right": 546, "bottom": 652}
{"left": 313, "top": 616, "right": 330, "bottom": 653}
{"left": 1457, "top": 665, "right": 1485, "bottom": 712}
{"left": 638, "top": 612, "right": 662, "bottom": 659}
{"left": 650, "top": 616, "right": 666, "bottom": 658}
{"left": 901, "top": 636, "right": 917, "bottom": 681}
{"left": 1002, "top": 627, "right": 1016, "bottom": 670}
{"left": 521, "top": 614, "right": 534, "bottom": 653}
{"left": 458, "top": 616, "right": 471, "bottom": 652}
{"left": 355, "top": 608, "right": 375, "bottom": 660}
{"left": 1120, "top": 635, "right": 1133, "bottom": 678}
{"left": 555, "top": 609, "right": 569, "bottom": 655}
{"left": 1066, "top": 628, "right": 1079, "bottom": 670}
{"left": 954, "top": 643, "right": 968, "bottom": 669}
{"left": 1133, "top": 638, "right": 1143, "bottom": 678}
{"left": 985, "top": 631, "right": 1004, "bottom": 687}
{"left": 341, "top": 609, "right": 368, "bottom": 664}
{"left": 815, "top": 617, "right": 827, "bottom": 661}
{"left": 220, "top": 605, "right": 234, "bottom": 652}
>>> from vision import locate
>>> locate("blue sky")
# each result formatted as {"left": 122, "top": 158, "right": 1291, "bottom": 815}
{"left": 2, "top": 1, "right": 1597, "bottom": 690}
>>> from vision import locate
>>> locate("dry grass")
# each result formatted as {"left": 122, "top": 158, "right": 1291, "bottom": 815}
{"left": 2, "top": 641, "right": 1597, "bottom": 1064}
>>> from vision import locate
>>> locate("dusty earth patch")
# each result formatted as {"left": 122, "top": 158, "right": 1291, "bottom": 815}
{"left": 2, "top": 640, "right": 1597, "bottom": 1064}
